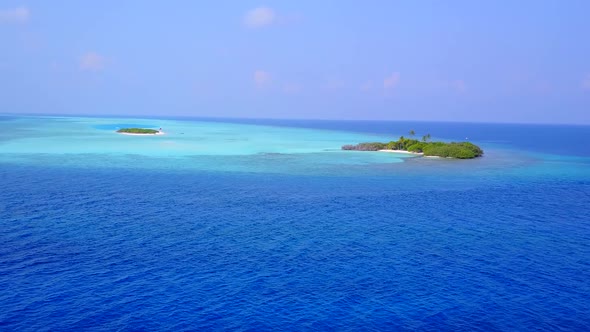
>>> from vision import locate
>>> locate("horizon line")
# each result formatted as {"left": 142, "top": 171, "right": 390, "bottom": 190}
{"left": 1, "top": 112, "right": 588, "bottom": 127}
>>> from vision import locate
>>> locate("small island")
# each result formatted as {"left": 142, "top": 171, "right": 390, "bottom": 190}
{"left": 343, "top": 133, "right": 483, "bottom": 159}
{"left": 117, "top": 128, "right": 164, "bottom": 135}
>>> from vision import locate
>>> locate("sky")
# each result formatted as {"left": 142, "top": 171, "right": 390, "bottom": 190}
{"left": 1, "top": 1, "right": 589, "bottom": 124}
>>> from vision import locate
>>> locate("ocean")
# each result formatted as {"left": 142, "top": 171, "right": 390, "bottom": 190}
{"left": 1, "top": 115, "right": 589, "bottom": 331}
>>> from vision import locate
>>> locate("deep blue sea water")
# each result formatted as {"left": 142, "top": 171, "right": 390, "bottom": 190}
{"left": 1, "top": 116, "right": 589, "bottom": 331}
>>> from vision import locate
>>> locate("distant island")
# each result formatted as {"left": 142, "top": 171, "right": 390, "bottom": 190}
{"left": 343, "top": 132, "right": 483, "bottom": 159}
{"left": 117, "top": 128, "right": 164, "bottom": 135}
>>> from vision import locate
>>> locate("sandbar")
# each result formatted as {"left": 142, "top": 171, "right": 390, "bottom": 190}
{"left": 378, "top": 149, "right": 423, "bottom": 155}
{"left": 118, "top": 131, "right": 165, "bottom": 136}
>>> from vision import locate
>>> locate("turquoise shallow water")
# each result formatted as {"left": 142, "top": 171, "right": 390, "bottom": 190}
{"left": 0, "top": 116, "right": 397, "bottom": 156}
{"left": 0, "top": 116, "right": 413, "bottom": 174}
{"left": 1, "top": 115, "right": 589, "bottom": 330}
{"left": 1, "top": 115, "right": 586, "bottom": 178}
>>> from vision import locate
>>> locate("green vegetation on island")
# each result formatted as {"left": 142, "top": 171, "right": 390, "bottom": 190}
{"left": 342, "top": 132, "right": 483, "bottom": 159}
{"left": 117, "top": 128, "right": 159, "bottom": 134}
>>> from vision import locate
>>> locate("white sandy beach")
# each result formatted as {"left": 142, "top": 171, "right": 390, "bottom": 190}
{"left": 118, "top": 131, "right": 165, "bottom": 136}
{"left": 378, "top": 149, "right": 423, "bottom": 155}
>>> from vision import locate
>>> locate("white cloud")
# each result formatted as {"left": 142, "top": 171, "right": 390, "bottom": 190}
{"left": 360, "top": 81, "right": 373, "bottom": 92}
{"left": 451, "top": 79, "right": 466, "bottom": 93}
{"left": 80, "top": 52, "right": 106, "bottom": 71}
{"left": 254, "top": 70, "right": 271, "bottom": 87}
{"left": 0, "top": 7, "right": 30, "bottom": 23}
{"left": 582, "top": 74, "right": 590, "bottom": 91}
{"left": 244, "top": 7, "right": 276, "bottom": 28}
{"left": 383, "top": 72, "right": 400, "bottom": 90}
{"left": 283, "top": 82, "right": 302, "bottom": 94}
{"left": 533, "top": 80, "right": 551, "bottom": 94}
{"left": 323, "top": 79, "right": 346, "bottom": 91}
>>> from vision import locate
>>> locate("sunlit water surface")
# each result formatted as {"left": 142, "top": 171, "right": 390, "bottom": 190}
{"left": 1, "top": 115, "right": 589, "bottom": 330}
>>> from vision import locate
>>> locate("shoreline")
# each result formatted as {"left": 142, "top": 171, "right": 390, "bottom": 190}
{"left": 378, "top": 149, "right": 423, "bottom": 155}
{"left": 118, "top": 131, "right": 165, "bottom": 136}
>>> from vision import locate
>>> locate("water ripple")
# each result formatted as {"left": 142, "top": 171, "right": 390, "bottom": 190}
{"left": 1, "top": 166, "right": 589, "bottom": 330}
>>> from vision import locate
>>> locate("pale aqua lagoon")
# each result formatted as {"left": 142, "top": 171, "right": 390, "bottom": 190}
{"left": 0, "top": 115, "right": 415, "bottom": 172}
{"left": 2, "top": 115, "right": 586, "bottom": 178}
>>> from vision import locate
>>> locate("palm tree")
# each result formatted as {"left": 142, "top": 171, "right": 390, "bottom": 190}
{"left": 409, "top": 130, "right": 415, "bottom": 137}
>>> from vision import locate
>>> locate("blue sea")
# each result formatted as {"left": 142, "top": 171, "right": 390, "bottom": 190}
{"left": 1, "top": 115, "right": 589, "bottom": 331}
